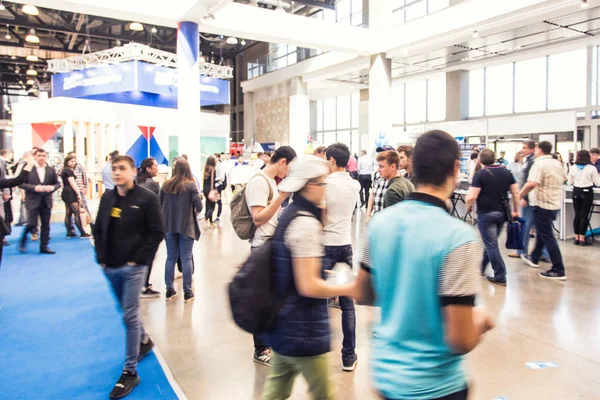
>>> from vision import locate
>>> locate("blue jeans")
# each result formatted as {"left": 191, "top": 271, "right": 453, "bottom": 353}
{"left": 531, "top": 207, "right": 565, "bottom": 274}
{"left": 477, "top": 212, "right": 507, "bottom": 281}
{"left": 518, "top": 205, "right": 550, "bottom": 259}
{"left": 164, "top": 233, "right": 194, "bottom": 294}
{"left": 103, "top": 265, "right": 149, "bottom": 373}
{"left": 323, "top": 245, "right": 356, "bottom": 360}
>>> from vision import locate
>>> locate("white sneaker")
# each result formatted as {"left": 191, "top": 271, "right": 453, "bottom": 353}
{"left": 520, "top": 254, "right": 539, "bottom": 268}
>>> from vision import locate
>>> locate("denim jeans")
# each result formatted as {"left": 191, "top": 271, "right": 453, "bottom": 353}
{"left": 323, "top": 245, "right": 356, "bottom": 360}
{"left": 518, "top": 205, "right": 550, "bottom": 259}
{"left": 103, "top": 265, "right": 149, "bottom": 373}
{"left": 477, "top": 211, "right": 507, "bottom": 281}
{"left": 531, "top": 207, "right": 565, "bottom": 274}
{"left": 250, "top": 246, "right": 268, "bottom": 354}
{"left": 164, "top": 233, "right": 194, "bottom": 294}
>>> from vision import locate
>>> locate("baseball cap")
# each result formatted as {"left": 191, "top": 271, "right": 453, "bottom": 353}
{"left": 277, "top": 155, "right": 330, "bottom": 193}
{"left": 376, "top": 145, "right": 395, "bottom": 153}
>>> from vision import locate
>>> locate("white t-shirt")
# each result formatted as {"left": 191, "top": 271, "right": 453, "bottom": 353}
{"left": 324, "top": 172, "right": 361, "bottom": 246}
{"left": 245, "top": 171, "right": 280, "bottom": 247}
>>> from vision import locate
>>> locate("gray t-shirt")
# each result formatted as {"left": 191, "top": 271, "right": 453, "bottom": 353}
{"left": 284, "top": 213, "right": 324, "bottom": 258}
{"left": 245, "top": 172, "right": 279, "bottom": 247}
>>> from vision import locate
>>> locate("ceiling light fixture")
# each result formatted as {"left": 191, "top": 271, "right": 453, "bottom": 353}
{"left": 26, "top": 79, "right": 34, "bottom": 85}
{"left": 0, "top": 1, "right": 5, "bottom": 11}
{"left": 129, "top": 22, "right": 144, "bottom": 31}
{"left": 26, "top": 54, "right": 38, "bottom": 62}
{"left": 472, "top": 30, "right": 479, "bottom": 38}
{"left": 226, "top": 37, "right": 238, "bottom": 45}
{"left": 241, "top": 39, "right": 247, "bottom": 46}
{"left": 22, "top": 4, "right": 39, "bottom": 16}
{"left": 581, "top": 0, "right": 589, "bottom": 8}
{"left": 151, "top": 26, "right": 157, "bottom": 34}
{"left": 25, "top": 28, "right": 39, "bottom": 43}
{"left": 26, "top": 67, "right": 37, "bottom": 76}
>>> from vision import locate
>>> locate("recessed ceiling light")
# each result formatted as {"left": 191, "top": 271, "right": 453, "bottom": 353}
{"left": 226, "top": 37, "right": 238, "bottom": 45}
{"left": 0, "top": 2, "right": 5, "bottom": 11}
{"left": 129, "top": 22, "right": 144, "bottom": 32}
{"left": 25, "top": 28, "right": 39, "bottom": 43}
{"left": 472, "top": 30, "right": 479, "bottom": 38}
{"left": 4, "top": 33, "right": 10, "bottom": 40}
{"left": 151, "top": 26, "right": 157, "bottom": 34}
{"left": 241, "top": 39, "right": 247, "bottom": 46}
{"left": 26, "top": 54, "right": 38, "bottom": 62}
{"left": 10, "top": 55, "right": 16, "bottom": 60}
{"left": 22, "top": 4, "right": 39, "bottom": 16}
{"left": 581, "top": 0, "right": 589, "bottom": 8}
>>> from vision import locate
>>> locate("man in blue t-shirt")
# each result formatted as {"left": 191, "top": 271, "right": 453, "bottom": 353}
{"left": 352, "top": 130, "right": 494, "bottom": 400}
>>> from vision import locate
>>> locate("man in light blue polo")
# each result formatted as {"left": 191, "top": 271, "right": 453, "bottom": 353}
{"left": 353, "top": 130, "right": 494, "bottom": 400}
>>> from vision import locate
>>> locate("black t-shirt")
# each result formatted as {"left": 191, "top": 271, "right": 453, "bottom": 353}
{"left": 471, "top": 166, "right": 515, "bottom": 213}
{"left": 61, "top": 169, "right": 75, "bottom": 191}
{"left": 105, "top": 194, "right": 127, "bottom": 267}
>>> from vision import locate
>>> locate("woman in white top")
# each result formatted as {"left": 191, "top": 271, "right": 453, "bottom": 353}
{"left": 568, "top": 150, "right": 600, "bottom": 246}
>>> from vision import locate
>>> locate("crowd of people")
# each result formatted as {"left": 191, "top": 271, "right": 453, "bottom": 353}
{"left": 1, "top": 134, "right": 599, "bottom": 400}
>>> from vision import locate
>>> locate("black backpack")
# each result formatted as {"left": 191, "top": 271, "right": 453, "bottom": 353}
{"left": 228, "top": 238, "right": 281, "bottom": 334}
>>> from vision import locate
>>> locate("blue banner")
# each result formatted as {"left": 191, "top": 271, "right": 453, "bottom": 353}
{"left": 52, "top": 61, "right": 136, "bottom": 98}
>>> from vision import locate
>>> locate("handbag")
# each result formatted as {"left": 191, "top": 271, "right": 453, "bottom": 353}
{"left": 506, "top": 218, "right": 525, "bottom": 250}
{"left": 80, "top": 202, "right": 92, "bottom": 227}
{"left": 208, "top": 170, "right": 221, "bottom": 203}
{"left": 485, "top": 168, "right": 512, "bottom": 222}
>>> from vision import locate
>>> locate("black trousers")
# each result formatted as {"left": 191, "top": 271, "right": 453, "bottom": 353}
{"left": 21, "top": 204, "right": 51, "bottom": 249}
{"left": 205, "top": 199, "right": 216, "bottom": 223}
{"left": 573, "top": 186, "right": 594, "bottom": 235}
{"left": 358, "top": 174, "right": 372, "bottom": 206}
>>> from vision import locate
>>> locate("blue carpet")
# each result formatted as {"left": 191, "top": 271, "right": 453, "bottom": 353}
{"left": 0, "top": 224, "right": 180, "bottom": 400}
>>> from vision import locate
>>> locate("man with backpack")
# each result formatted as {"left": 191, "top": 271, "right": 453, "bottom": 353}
{"left": 261, "top": 155, "right": 356, "bottom": 400}
{"left": 231, "top": 146, "right": 296, "bottom": 366}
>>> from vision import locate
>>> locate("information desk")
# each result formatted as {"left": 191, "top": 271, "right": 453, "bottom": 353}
{"left": 561, "top": 186, "right": 600, "bottom": 241}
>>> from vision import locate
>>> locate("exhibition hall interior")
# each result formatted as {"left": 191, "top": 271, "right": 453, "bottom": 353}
{"left": 1, "top": 0, "right": 600, "bottom": 399}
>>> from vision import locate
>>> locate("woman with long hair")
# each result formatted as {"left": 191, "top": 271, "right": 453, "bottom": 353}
{"left": 568, "top": 150, "right": 600, "bottom": 246}
{"left": 160, "top": 160, "right": 203, "bottom": 302}
{"left": 61, "top": 155, "right": 90, "bottom": 238}
{"left": 137, "top": 157, "right": 160, "bottom": 195}
{"left": 203, "top": 156, "right": 218, "bottom": 227}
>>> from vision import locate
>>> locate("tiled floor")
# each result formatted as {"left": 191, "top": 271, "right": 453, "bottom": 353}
{"left": 141, "top": 206, "right": 600, "bottom": 400}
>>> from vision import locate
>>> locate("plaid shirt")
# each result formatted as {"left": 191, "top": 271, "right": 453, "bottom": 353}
{"left": 371, "top": 172, "right": 389, "bottom": 215}
{"left": 74, "top": 163, "right": 88, "bottom": 192}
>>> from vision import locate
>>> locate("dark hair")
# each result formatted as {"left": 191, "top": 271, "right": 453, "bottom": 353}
{"left": 479, "top": 149, "right": 496, "bottom": 166}
{"left": 257, "top": 152, "right": 263, "bottom": 157}
{"left": 361, "top": 150, "right": 367, "bottom": 155}
{"left": 0, "top": 149, "right": 8, "bottom": 157}
{"left": 35, "top": 148, "right": 47, "bottom": 154}
{"left": 203, "top": 156, "right": 217, "bottom": 180}
{"left": 470, "top": 152, "right": 478, "bottom": 160}
{"left": 538, "top": 141, "right": 552, "bottom": 155}
{"left": 63, "top": 155, "right": 75, "bottom": 169}
{"left": 270, "top": 146, "right": 297, "bottom": 165}
{"left": 413, "top": 130, "right": 460, "bottom": 187}
{"left": 137, "top": 157, "right": 156, "bottom": 183}
{"left": 264, "top": 151, "right": 272, "bottom": 157}
{"left": 575, "top": 150, "right": 591, "bottom": 165}
{"left": 376, "top": 150, "right": 400, "bottom": 169}
{"left": 111, "top": 155, "right": 135, "bottom": 169}
{"left": 109, "top": 150, "right": 119, "bottom": 160}
{"left": 396, "top": 145, "right": 413, "bottom": 159}
{"left": 523, "top": 140, "right": 536, "bottom": 150}
{"left": 163, "top": 160, "right": 194, "bottom": 195}
{"left": 590, "top": 148, "right": 600, "bottom": 155}
{"left": 214, "top": 153, "right": 221, "bottom": 159}
{"left": 325, "top": 143, "right": 350, "bottom": 167}
{"left": 181, "top": 154, "right": 188, "bottom": 161}
{"left": 314, "top": 146, "right": 327, "bottom": 156}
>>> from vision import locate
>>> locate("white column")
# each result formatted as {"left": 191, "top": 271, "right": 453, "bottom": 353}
{"left": 76, "top": 121, "right": 85, "bottom": 158}
{"left": 97, "top": 123, "right": 106, "bottom": 169}
{"left": 368, "top": 53, "right": 392, "bottom": 153}
{"left": 117, "top": 125, "right": 126, "bottom": 155}
{"left": 289, "top": 78, "right": 310, "bottom": 157}
{"left": 105, "top": 124, "right": 116, "bottom": 156}
{"left": 359, "top": 89, "right": 369, "bottom": 151}
{"left": 446, "top": 70, "right": 470, "bottom": 121}
{"left": 177, "top": 21, "right": 201, "bottom": 171}
{"left": 63, "top": 120, "right": 74, "bottom": 154}
{"left": 86, "top": 123, "right": 96, "bottom": 172}
{"left": 368, "top": 0, "right": 393, "bottom": 30}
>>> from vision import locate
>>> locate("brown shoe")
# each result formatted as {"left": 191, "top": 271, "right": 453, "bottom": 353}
{"left": 31, "top": 233, "right": 39, "bottom": 241}
{"left": 507, "top": 252, "right": 520, "bottom": 258}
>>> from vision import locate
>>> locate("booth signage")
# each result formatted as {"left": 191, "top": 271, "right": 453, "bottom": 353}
{"left": 52, "top": 61, "right": 136, "bottom": 98}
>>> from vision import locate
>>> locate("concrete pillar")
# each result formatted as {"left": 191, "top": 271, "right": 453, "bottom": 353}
{"left": 244, "top": 91, "right": 255, "bottom": 145}
{"left": 446, "top": 70, "right": 470, "bottom": 121}
{"left": 309, "top": 100, "right": 318, "bottom": 139}
{"left": 368, "top": 54, "right": 392, "bottom": 153}
{"left": 105, "top": 124, "right": 116, "bottom": 156}
{"left": 63, "top": 120, "right": 74, "bottom": 154}
{"left": 289, "top": 77, "right": 310, "bottom": 156}
{"left": 177, "top": 21, "right": 201, "bottom": 171}
{"left": 86, "top": 122, "right": 95, "bottom": 172}
{"left": 76, "top": 121, "right": 85, "bottom": 160}
{"left": 97, "top": 123, "right": 106, "bottom": 170}
{"left": 359, "top": 89, "right": 369, "bottom": 151}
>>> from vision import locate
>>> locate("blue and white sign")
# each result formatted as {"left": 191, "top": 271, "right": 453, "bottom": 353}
{"left": 52, "top": 61, "right": 230, "bottom": 108}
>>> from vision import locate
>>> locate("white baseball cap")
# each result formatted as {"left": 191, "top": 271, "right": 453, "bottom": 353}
{"left": 277, "top": 155, "right": 330, "bottom": 193}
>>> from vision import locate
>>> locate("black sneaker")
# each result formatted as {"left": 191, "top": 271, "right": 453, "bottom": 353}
{"left": 342, "top": 354, "right": 358, "bottom": 372}
{"left": 253, "top": 348, "right": 272, "bottom": 366}
{"left": 539, "top": 270, "right": 566, "bottom": 281}
{"left": 166, "top": 289, "right": 177, "bottom": 301}
{"left": 184, "top": 292, "right": 195, "bottom": 303}
{"left": 40, "top": 248, "right": 56, "bottom": 255}
{"left": 138, "top": 338, "right": 154, "bottom": 361}
{"left": 80, "top": 233, "right": 91, "bottom": 239}
{"left": 66, "top": 233, "right": 77, "bottom": 239}
{"left": 573, "top": 239, "right": 580, "bottom": 245}
{"left": 109, "top": 370, "right": 140, "bottom": 399}
{"left": 486, "top": 276, "right": 507, "bottom": 286}
{"left": 141, "top": 287, "right": 160, "bottom": 299}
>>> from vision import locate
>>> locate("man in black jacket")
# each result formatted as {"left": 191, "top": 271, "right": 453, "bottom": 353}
{"left": 93, "top": 155, "right": 164, "bottom": 399}
{"left": 19, "top": 149, "right": 60, "bottom": 254}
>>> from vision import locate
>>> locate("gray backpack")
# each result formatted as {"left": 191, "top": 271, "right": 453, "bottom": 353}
{"left": 230, "top": 174, "right": 273, "bottom": 240}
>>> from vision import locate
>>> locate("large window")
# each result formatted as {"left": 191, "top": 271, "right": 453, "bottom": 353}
{"left": 314, "top": 95, "right": 360, "bottom": 155}
{"left": 427, "top": 75, "right": 446, "bottom": 122}
{"left": 485, "top": 63, "right": 513, "bottom": 116}
{"left": 515, "top": 57, "right": 547, "bottom": 113}
{"left": 335, "top": 0, "right": 364, "bottom": 26}
{"left": 405, "top": 80, "right": 427, "bottom": 123}
{"left": 548, "top": 49, "right": 586, "bottom": 110}
{"left": 469, "top": 69, "right": 485, "bottom": 117}
{"left": 393, "top": 75, "right": 446, "bottom": 124}
{"left": 393, "top": 0, "right": 450, "bottom": 25}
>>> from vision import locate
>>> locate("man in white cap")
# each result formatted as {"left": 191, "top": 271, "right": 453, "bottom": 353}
{"left": 262, "top": 155, "right": 356, "bottom": 400}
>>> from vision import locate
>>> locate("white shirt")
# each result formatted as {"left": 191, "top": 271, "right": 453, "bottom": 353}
{"left": 245, "top": 171, "right": 280, "bottom": 247}
{"left": 36, "top": 165, "right": 46, "bottom": 183}
{"left": 215, "top": 161, "right": 226, "bottom": 186}
{"left": 568, "top": 164, "right": 600, "bottom": 188}
{"left": 324, "top": 172, "right": 361, "bottom": 246}
{"left": 358, "top": 155, "right": 374, "bottom": 175}
{"left": 102, "top": 162, "right": 114, "bottom": 190}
